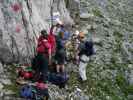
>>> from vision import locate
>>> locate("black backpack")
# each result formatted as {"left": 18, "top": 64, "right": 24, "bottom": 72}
{"left": 80, "top": 41, "right": 95, "bottom": 56}
{"left": 48, "top": 72, "right": 69, "bottom": 88}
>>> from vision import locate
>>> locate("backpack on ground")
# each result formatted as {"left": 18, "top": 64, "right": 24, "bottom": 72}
{"left": 32, "top": 82, "right": 49, "bottom": 100}
{"left": 20, "top": 85, "right": 34, "bottom": 99}
{"left": 35, "top": 88, "right": 49, "bottom": 100}
{"left": 48, "top": 72, "right": 69, "bottom": 88}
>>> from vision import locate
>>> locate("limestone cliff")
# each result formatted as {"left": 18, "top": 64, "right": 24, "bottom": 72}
{"left": 0, "top": 0, "right": 73, "bottom": 64}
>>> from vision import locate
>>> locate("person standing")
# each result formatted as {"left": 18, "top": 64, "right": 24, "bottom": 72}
{"left": 36, "top": 30, "right": 52, "bottom": 83}
{"left": 78, "top": 32, "right": 89, "bottom": 81}
{"left": 55, "top": 31, "right": 66, "bottom": 73}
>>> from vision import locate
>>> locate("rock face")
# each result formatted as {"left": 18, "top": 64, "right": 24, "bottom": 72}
{"left": 0, "top": 0, "right": 133, "bottom": 100}
{"left": 0, "top": 0, "right": 73, "bottom": 64}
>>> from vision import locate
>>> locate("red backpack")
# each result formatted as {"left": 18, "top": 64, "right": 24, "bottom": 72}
{"left": 37, "top": 38, "right": 49, "bottom": 55}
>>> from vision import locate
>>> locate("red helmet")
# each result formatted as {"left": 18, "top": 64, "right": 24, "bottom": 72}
{"left": 23, "top": 72, "right": 33, "bottom": 79}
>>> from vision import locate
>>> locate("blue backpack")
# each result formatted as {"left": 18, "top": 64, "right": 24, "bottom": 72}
{"left": 20, "top": 85, "right": 33, "bottom": 99}
{"left": 64, "top": 31, "right": 70, "bottom": 40}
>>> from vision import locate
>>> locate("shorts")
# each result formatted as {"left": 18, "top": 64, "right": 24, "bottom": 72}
{"left": 55, "top": 49, "right": 66, "bottom": 65}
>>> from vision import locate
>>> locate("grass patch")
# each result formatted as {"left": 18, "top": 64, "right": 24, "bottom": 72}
{"left": 92, "top": 8, "right": 103, "bottom": 17}
{"left": 116, "top": 73, "right": 128, "bottom": 96}
{"left": 113, "top": 31, "right": 123, "bottom": 39}
{"left": 126, "top": 85, "right": 133, "bottom": 94}
{"left": 4, "top": 64, "right": 20, "bottom": 97}
{"left": 4, "top": 84, "right": 20, "bottom": 97}
{"left": 67, "top": 72, "right": 80, "bottom": 91}
{"left": 113, "top": 31, "right": 123, "bottom": 53}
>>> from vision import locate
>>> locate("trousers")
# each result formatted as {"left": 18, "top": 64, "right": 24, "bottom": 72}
{"left": 79, "top": 55, "right": 89, "bottom": 81}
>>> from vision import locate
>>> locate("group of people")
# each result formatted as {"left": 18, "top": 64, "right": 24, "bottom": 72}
{"left": 34, "top": 21, "right": 95, "bottom": 84}
{"left": 16, "top": 20, "right": 95, "bottom": 99}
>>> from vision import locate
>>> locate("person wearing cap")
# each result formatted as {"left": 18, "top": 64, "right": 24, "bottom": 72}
{"left": 78, "top": 32, "right": 90, "bottom": 81}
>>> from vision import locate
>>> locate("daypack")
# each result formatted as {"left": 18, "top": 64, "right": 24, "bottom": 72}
{"left": 79, "top": 41, "right": 95, "bottom": 56}
{"left": 20, "top": 85, "right": 49, "bottom": 100}
{"left": 48, "top": 72, "right": 69, "bottom": 88}
{"left": 26, "top": 82, "right": 48, "bottom": 100}
{"left": 20, "top": 85, "right": 33, "bottom": 99}
{"left": 64, "top": 31, "right": 70, "bottom": 40}
{"left": 36, "top": 82, "right": 48, "bottom": 90}
{"left": 35, "top": 88, "right": 49, "bottom": 100}
{"left": 23, "top": 71, "right": 33, "bottom": 79}
{"left": 56, "top": 37, "right": 65, "bottom": 50}
{"left": 37, "top": 39, "right": 51, "bottom": 55}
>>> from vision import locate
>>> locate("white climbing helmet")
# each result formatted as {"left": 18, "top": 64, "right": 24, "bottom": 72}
{"left": 74, "top": 30, "right": 80, "bottom": 36}
{"left": 53, "top": 12, "right": 60, "bottom": 17}
{"left": 56, "top": 18, "right": 63, "bottom": 25}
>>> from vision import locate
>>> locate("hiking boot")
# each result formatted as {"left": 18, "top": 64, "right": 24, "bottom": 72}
{"left": 78, "top": 77, "right": 86, "bottom": 83}
{"left": 78, "top": 76, "right": 83, "bottom": 82}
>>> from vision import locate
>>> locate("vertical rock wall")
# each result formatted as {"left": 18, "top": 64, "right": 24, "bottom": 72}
{"left": 0, "top": 0, "right": 73, "bottom": 64}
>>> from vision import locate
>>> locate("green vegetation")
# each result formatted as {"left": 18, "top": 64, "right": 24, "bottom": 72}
{"left": 4, "top": 84, "right": 20, "bottom": 97}
{"left": 113, "top": 31, "right": 123, "bottom": 53}
{"left": 67, "top": 61, "right": 131, "bottom": 100}
{"left": 113, "top": 31, "right": 123, "bottom": 39}
{"left": 127, "top": 85, "right": 133, "bottom": 94}
{"left": 4, "top": 64, "right": 20, "bottom": 97}
{"left": 116, "top": 73, "right": 128, "bottom": 96}
{"left": 92, "top": 8, "right": 103, "bottom": 18}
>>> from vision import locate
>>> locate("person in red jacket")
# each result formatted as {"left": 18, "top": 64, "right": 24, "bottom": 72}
{"left": 48, "top": 25, "right": 56, "bottom": 55}
{"left": 36, "top": 30, "right": 51, "bottom": 83}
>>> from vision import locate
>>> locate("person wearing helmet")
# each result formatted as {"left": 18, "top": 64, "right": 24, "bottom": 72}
{"left": 52, "top": 19, "right": 64, "bottom": 36}
{"left": 36, "top": 30, "right": 51, "bottom": 83}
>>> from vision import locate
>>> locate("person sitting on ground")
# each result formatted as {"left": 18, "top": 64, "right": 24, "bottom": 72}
{"left": 36, "top": 29, "right": 52, "bottom": 83}
{"left": 55, "top": 31, "right": 66, "bottom": 73}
